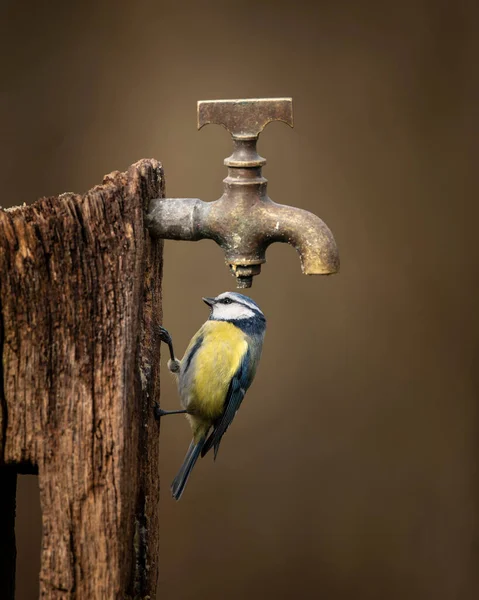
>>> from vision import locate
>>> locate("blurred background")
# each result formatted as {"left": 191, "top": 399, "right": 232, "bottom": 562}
{"left": 1, "top": 0, "right": 479, "bottom": 598}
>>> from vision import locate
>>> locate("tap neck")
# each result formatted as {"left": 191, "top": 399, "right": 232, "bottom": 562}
{"left": 223, "top": 137, "right": 268, "bottom": 193}
{"left": 224, "top": 137, "right": 266, "bottom": 168}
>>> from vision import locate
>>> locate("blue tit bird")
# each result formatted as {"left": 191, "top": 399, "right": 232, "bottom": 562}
{"left": 157, "top": 291, "right": 266, "bottom": 500}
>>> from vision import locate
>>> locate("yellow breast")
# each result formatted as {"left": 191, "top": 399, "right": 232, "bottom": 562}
{"left": 187, "top": 321, "right": 247, "bottom": 419}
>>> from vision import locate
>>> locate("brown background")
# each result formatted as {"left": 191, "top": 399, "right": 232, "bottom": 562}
{"left": 2, "top": 0, "right": 479, "bottom": 598}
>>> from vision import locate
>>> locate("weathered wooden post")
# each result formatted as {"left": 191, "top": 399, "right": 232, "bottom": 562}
{"left": 0, "top": 159, "right": 164, "bottom": 599}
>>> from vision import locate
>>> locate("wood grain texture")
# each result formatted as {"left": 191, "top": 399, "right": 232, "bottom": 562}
{"left": 0, "top": 159, "right": 164, "bottom": 599}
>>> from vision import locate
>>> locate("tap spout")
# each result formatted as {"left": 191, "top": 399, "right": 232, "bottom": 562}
{"left": 262, "top": 201, "right": 339, "bottom": 276}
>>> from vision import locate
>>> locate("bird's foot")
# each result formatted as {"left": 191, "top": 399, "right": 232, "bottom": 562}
{"left": 153, "top": 401, "right": 187, "bottom": 421}
{"left": 157, "top": 325, "right": 178, "bottom": 365}
{"left": 158, "top": 326, "right": 173, "bottom": 345}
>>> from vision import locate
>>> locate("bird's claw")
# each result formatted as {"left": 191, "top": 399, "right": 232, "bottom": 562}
{"left": 158, "top": 326, "right": 172, "bottom": 345}
{"left": 153, "top": 401, "right": 169, "bottom": 420}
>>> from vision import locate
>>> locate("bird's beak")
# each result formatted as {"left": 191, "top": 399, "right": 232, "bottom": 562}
{"left": 202, "top": 297, "right": 216, "bottom": 307}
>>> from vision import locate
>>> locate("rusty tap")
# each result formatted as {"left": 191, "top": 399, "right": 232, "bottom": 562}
{"left": 147, "top": 98, "right": 339, "bottom": 288}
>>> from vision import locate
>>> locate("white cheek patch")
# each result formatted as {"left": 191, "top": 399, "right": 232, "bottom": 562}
{"left": 229, "top": 304, "right": 256, "bottom": 319}
{"left": 213, "top": 303, "right": 256, "bottom": 320}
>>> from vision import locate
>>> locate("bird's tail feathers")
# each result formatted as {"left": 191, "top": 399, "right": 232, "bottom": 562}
{"left": 171, "top": 438, "right": 205, "bottom": 500}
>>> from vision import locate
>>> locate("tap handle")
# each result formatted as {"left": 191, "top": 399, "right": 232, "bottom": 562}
{"left": 197, "top": 98, "right": 293, "bottom": 140}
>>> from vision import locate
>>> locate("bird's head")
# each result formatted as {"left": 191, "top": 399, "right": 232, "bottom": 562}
{"left": 203, "top": 292, "right": 265, "bottom": 326}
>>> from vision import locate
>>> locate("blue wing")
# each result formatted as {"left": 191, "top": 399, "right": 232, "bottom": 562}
{"left": 201, "top": 349, "right": 251, "bottom": 460}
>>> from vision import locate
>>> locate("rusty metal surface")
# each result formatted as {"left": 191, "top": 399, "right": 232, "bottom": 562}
{"left": 198, "top": 98, "right": 293, "bottom": 139}
{"left": 147, "top": 98, "right": 339, "bottom": 287}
